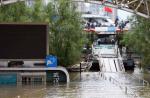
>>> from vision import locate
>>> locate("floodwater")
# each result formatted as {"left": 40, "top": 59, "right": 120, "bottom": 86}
{"left": 0, "top": 67, "right": 150, "bottom": 98}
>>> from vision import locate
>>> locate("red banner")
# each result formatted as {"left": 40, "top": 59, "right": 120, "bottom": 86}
{"left": 104, "top": 6, "right": 112, "bottom": 13}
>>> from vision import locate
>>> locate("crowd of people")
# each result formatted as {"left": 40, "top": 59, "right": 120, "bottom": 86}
{"left": 115, "top": 17, "right": 129, "bottom": 30}
{"left": 83, "top": 17, "right": 130, "bottom": 30}
{"left": 92, "top": 35, "right": 116, "bottom": 46}
{"left": 84, "top": 19, "right": 101, "bottom": 29}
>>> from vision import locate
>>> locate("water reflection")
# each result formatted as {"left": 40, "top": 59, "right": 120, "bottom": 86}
{"left": 126, "top": 66, "right": 150, "bottom": 98}
{"left": 0, "top": 70, "right": 150, "bottom": 98}
{"left": 0, "top": 84, "right": 46, "bottom": 98}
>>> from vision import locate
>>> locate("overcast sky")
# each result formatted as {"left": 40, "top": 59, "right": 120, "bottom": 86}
{"left": 117, "top": 9, "right": 133, "bottom": 20}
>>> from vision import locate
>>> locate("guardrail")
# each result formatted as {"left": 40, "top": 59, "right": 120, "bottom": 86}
{"left": 116, "top": 47, "right": 149, "bottom": 87}
{"left": 99, "top": 72, "right": 149, "bottom": 98}
{"left": 117, "top": 48, "right": 125, "bottom": 72}
{"left": 97, "top": 45, "right": 148, "bottom": 98}
{"left": 126, "top": 73, "right": 149, "bottom": 87}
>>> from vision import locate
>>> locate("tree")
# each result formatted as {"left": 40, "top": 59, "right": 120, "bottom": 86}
{"left": 0, "top": 1, "right": 28, "bottom": 22}
{"left": 121, "top": 16, "right": 150, "bottom": 68}
{"left": 46, "top": 0, "right": 85, "bottom": 66}
{"left": 0, "top": 0, "right": 85, "bottom": 67}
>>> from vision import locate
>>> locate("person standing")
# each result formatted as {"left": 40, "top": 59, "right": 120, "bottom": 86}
{"left": 115, "top": 16, "right": 119, "bottom": 27}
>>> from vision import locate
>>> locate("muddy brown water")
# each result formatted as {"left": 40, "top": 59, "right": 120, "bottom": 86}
{"left": 0, "top": 67, "right": 150, "bottom": 98}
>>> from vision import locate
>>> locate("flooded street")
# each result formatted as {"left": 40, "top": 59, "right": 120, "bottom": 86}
{"left": 0, "top": 1, "right": 150, "bottom": 98}
{"left": 0, "top": 67, "right": 150, "bottom": 98}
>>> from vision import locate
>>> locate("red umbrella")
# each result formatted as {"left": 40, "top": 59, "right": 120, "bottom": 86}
{"left": 104, "top": 6, "right": 112, "bottom": 13}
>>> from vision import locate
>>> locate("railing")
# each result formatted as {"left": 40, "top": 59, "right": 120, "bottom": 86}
{"left": 99, "top": 72, "right": 107, "bottom": 80}
{"left": 96, "top": 45, "right": 149, "bottom": 98}
{"left": 117, "top": 48, "right": 125, "bottom": 72}
{"left": 126, "top": 73, "right": 149, "bottom": 87}
{"left": 99, "top": 57, "right": 106, "bottom": 72}
{"left": 99, "top": 72, "right": 138, "bottom": 97}
{"left": 116, "top": 47, "right": 149, "bottom": 87}
{"left": 99, "top": 72, "right": 150, "bottom": 98}
{"left": 85, "top": 60, "right": 92, "bottom": 71}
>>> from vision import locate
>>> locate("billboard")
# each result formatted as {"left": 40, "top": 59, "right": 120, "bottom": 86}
{"left": 0, "top": 23, "right": 48, "bottom": 60}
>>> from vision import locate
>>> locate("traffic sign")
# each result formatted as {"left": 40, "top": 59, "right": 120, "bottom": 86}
{"left": 46, "top": 55, "right": 57, "bottom": 67}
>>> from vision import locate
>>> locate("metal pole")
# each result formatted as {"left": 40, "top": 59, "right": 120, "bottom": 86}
{"left": 125, "top": 86, "right": 127, "bottom": 94}
{"left": 116, "top": 32, "right": 118, "bottom": 57}
{"left": 80, "top": 63, "right": 81, "bottom": 80}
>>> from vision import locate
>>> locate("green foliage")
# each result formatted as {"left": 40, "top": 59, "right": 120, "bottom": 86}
{"left": 122, "top": 16, "right": 150, "bottom": 68}
{"left": 0, "top": 1, "right": 27, "bottom": 22}
{"left": 0, "top": 0, "right": 85, "bottom": 66}
{"left": 46, "top": 0, "right": 85, "bottom": 66}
